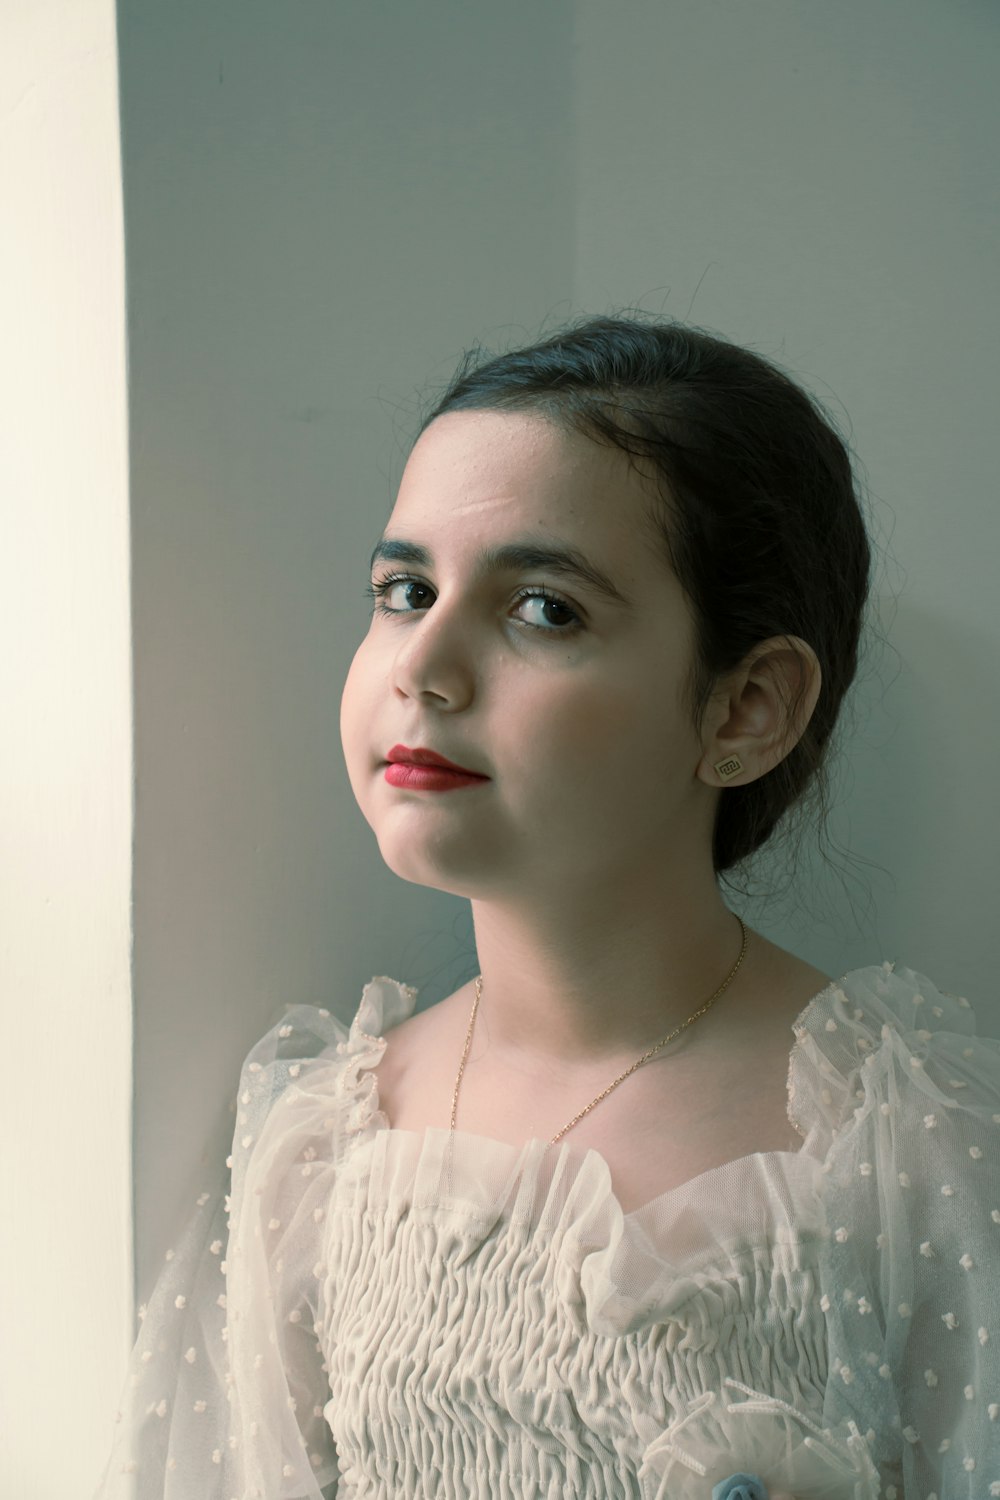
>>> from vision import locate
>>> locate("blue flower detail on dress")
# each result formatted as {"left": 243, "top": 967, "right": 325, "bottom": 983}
{"left": 712, "top": 1474, "right": 768, "bottom": 1500}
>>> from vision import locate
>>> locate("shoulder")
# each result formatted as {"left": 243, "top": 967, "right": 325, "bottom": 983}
{"left": 791, "top": 959, "right": 986, "bottom": 1065}
{"left": 230, "top": 976, "right": 421, "bottom": 1155}
{"left": 240, "top": 974, "right": 421, "bottom": 1071}
{"left": 788, "top": 959, "right": 1000, "bottom": 1153}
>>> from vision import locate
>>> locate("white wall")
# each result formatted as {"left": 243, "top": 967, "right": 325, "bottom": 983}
{"left": 573, "top": 0, "right": 1000, "bottom": 1020}
{"left": 0, "top": 1, "right": 131, "bottom": 1495}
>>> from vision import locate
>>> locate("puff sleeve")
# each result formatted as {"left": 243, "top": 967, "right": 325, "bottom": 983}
{"left": 91, "top": 1002, "right": 357, "bottom": 1500}
{"left": 789, "top": 962, "right": 1000, "bottom": 1499}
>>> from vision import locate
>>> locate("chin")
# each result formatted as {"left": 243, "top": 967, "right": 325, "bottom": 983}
{"left": 375, "top": 836, "right": 497, "bottom": 901}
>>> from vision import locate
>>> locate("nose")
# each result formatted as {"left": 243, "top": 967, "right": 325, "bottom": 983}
{"left": 389, "top": 593, "right": 476, "bottom": 707}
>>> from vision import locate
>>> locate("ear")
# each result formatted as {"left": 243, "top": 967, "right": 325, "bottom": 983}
{"left": 695, "top": 635, "right": 822, "bottom": 788}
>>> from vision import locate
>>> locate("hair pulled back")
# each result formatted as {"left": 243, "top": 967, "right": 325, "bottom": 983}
{"left": 416, "top": 313, "right": 873, "bottom": 878}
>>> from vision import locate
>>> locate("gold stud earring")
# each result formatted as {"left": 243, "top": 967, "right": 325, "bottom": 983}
{"left": 714, "top": 755, "right": 744, "bottom": 782}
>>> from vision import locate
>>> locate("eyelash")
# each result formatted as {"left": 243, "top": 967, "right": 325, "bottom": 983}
{"left": 364, "top": 572, "right": 583, "bottom": 635}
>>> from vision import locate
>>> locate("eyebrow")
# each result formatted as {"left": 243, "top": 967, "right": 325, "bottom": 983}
{"left": 368, "top": 536, "right": 633, "bottom": 611}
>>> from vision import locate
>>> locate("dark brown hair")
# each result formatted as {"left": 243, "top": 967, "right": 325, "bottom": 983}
{"left": 415, "top": 313, "right": 874, "bottom": 881}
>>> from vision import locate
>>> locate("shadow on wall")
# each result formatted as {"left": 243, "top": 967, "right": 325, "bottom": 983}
{"left": 846, "top": 594, "right": 996, "bottom": 1013}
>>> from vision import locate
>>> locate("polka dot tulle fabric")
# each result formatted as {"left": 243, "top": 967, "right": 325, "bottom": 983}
{"left": 91, "top": 963, "right": 1000, "bottom": 1499}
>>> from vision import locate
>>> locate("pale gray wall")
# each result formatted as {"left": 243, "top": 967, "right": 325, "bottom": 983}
{"left": 117, "top": 0, "right": 999, "bottom": 1309}
{"left": 573, "top": 0, "right": 1000, "bottom": 1009}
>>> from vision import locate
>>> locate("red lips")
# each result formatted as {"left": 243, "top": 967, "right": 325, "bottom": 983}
{"left": 385, "top": 743, "right": 486, "bottom": 777}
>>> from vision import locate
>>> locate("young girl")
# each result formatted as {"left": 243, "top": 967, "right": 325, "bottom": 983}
{"left": 93, "top": 316, "right": 1000, "bottom": 1500}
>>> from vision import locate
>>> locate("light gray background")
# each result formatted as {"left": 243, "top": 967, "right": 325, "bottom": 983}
{"left": 115, "top": 0, "right": 999, "bottom": 1307}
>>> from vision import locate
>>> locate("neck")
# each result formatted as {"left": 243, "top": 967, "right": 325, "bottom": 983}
{"left": 465, "top": 877, "right": 752, "bottom": 1076}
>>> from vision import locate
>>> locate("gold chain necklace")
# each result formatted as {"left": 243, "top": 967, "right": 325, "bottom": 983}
{"left": 449, "top": 915, "right": 749, "bottom": 1146}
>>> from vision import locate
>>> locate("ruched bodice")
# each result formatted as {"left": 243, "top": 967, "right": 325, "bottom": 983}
{"left": 91, "top": 963, "right": 1000, "bottom": 1500}
{"left": 320, "top": 1122, "right": 833, "bottom": 1497}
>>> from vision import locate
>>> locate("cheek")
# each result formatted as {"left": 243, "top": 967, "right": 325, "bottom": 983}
{"left": 533, "top": 676, "right": 658, "bottom": 757}
{"left": 521, "top": 673, "right": 693, "bottom": 814}
{"left": 339, "top": 642, "right": 378, "bottom": 770}
{"left": 338, "top": 652, "right": 359, "bottom": 749}
{"left": 514, "top": 680, "right": 644, "bottom": 800}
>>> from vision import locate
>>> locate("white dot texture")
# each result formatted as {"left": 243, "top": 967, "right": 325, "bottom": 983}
{"left": 89, "top": 966, "right": 1000, "bottom": 1500}
{"left": 787, "top": 961, "right": 1000, "bottom": 1499}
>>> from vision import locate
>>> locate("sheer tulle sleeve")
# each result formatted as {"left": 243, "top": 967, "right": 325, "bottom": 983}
{"left": 789, "top": 961, "right": 1000, "bottom": 1499}
{"left": 91, "top": 999, "right": 363, "bottom": 1500}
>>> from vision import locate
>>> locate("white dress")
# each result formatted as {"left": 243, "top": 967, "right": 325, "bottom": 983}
{"left": 90, "top": 961, "right": 1000, "bottom": 1500}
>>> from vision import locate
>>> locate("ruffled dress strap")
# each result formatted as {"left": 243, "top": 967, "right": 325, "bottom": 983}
{"left": 277, "top": 975, "right": 420, "bottom": 1149}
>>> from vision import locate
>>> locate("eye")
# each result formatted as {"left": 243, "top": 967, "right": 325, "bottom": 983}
{"left": 364, "top": 572, "right": 582, "bottom": 634}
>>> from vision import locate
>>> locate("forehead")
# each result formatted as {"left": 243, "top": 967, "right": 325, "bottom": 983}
{"left": 393, "top": 408, "right": 659, "bottom": 544}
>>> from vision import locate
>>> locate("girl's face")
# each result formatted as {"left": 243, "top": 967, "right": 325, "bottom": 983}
{"left": 339, "top": 409, "right": 717, "bottom": 906}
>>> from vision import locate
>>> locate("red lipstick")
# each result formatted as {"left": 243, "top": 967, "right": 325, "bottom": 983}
{"left": 384, "top": 744, "right": 489, "bottom": 792}
{"left": 385, "top": 744, "right": 485, "bottom": 775}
